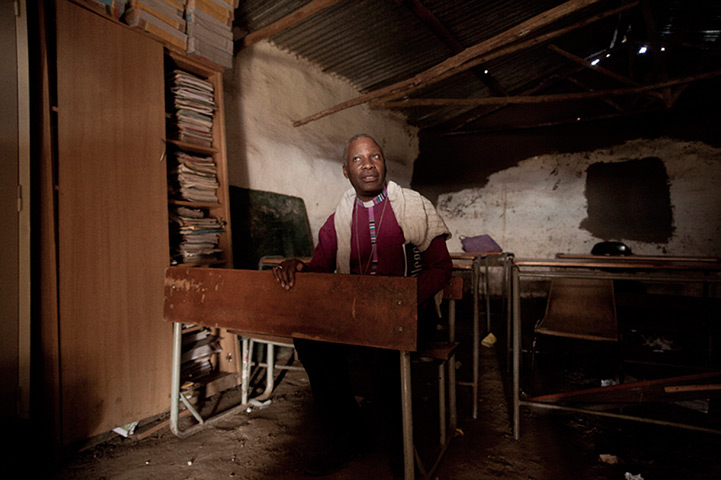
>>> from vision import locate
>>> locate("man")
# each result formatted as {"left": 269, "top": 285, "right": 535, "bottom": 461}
{"left": 273, "top": 134, "right": 452, "bottom": 476}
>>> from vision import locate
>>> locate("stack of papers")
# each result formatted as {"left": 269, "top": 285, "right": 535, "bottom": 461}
{"left": 181, "top": 328, "right": 221, "bottom": 363}
{"left": 180, "top": 326, "right": 217, "bottom": 379}
{"left": 167, "top": 69, "right": 216, "bottom": 147}
{"left": 185, "top": 0, "right": 236, "bottom": 68}
{"left": 123, "top": 0, "right": 188, "bottom": 50}
{"left": 169, "top": 151, "right": 219, "bottom": 203}
{"left": 86, "top": 0, "right": 128, "bottom": 19}
{"left": 169, "top": 206, "right": 225, "bottom": 265}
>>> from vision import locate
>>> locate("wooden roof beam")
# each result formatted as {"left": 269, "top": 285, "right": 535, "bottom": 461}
{"left": 240, "top": 0, "right": 344, "bottom": 48}
{"left": 426, "top": 67, "right": 585, "bottom": 131}
{"left": 547, "top": 44, "right": 665, "bottom": 102}
{"left": 371, "top": 2, "right": 639, "bottom": 106}
{"left": 565, "top": 76, "right": 626, "bottom": 112}
{"left": 670, "top": 16, "right": 721, "bottom": 105}
{"left": 292, "top": 0, "right": 635, "bottom": 127}
{"left": 393, "top": 4, "right": 640, "bottom": 131}
{"left": 444, "top": 106, "right": 668, "bottom": 135}
{"left": 395, "top": 0, "right": 508, "bottom": 96}
{"left": 378, "top": 69, "right": 721, "bottom": 107}
{"left": 639, "top": 0, "right": 673, "bottom": 106}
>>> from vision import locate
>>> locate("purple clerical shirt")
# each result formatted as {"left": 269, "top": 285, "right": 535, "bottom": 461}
{"left": 304, "top": 197, "right": 452, "bottom": 305}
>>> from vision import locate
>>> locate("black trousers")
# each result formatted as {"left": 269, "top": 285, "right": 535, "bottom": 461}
{"left": 293, "top": 303, "right": 438, "bottom": 449}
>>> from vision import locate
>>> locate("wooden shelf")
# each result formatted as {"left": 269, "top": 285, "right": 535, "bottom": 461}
{"left": 165, "top": 48, "right": 237, "bottom": 390}
{"left": 173, "top": 260, "right": 228, "bottom": 268}
{"left": 181, "top": 324, "right": 205, "bottom": 333}
{"left": 183, "top": 371, "right": 241, "bottom": 398}
{"left": 169, "top": 198, "right": 221, "bottom": 209}
{"left": 166, "top": 49, "right": 221, "bottom": 77}
{"left": 166, "top": 138, "right": 218, "bottom": 155}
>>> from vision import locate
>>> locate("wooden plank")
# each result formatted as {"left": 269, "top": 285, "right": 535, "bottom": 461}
{"left": 443, "top": 276, "right": 463, "bottom": 300}
{"left": 665, "top": 384, "right": 721, "bottom": 394}
{"left": 526, "top": 371, "right": 721, "bottom": 404}
{"left": 164, "top": 267, "right": 419, "bottom": 351}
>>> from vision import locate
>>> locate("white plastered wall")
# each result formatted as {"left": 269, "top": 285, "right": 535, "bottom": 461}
{"left": 223, "top": 41, "right": 418, "bottom": 241}
{"left": 437, "top": 138, "right": 721, "bottom": 259}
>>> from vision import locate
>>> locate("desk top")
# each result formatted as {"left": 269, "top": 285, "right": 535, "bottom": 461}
{"left": 514, "top": 256, "right": 721, "bottom": 272}
{"left": 164, "top": 267, "right": 419, "bottom": 351}
{"left": 556, "top": 253, "right": 720, "bottom": 263}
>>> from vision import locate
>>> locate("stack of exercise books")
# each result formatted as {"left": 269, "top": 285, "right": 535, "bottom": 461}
{"left": 123, "top": 0, "right": 188, "bottom": 50}
{"left": 166, "top": 69, "right": 216, "bottom": 147}
{"left": 83, "top": 0, "right": 128, "bottom": 19}
{"left": 180, "top": 327, "right": 220, "bottom": 380}
{"left": 120, "top": 0, "right": 237, "bottom": 69}
{"left": 185, "top": 0, "right": 237, "bottom": 68}
{"left": 168, "top": 151, "right": 219, "bottom": 204}
{"left": 169, "top": 206, "right": 225, "bottom": 265}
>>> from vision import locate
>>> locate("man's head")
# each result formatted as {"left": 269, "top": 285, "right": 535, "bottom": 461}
{"left": 342, "top": 134, "right": 387, "bottom": 202}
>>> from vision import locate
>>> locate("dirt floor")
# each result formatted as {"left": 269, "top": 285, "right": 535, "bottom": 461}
{"left": 45, "top": 297, "right": 721, "bottom": 479}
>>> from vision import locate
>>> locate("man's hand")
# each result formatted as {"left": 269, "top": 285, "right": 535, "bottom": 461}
{"left": 272, "top": 258, "right": 305, "bottom": 290}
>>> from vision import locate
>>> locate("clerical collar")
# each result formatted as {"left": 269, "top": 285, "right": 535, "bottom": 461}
{"left": 356, "top": 187, "right": 388, "bottom": 208}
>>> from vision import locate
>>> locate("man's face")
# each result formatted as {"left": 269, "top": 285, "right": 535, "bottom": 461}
{"left": 343, "top": 137, "right": 387, "bottom": 201}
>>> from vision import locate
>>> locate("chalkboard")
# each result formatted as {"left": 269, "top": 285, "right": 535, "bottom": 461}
{"left": 229, "top": 186, "right": 314, "bottom": 270}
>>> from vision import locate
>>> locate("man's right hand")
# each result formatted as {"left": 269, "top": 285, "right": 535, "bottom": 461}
{"left": 272, "top": 258, "right": 305, "bottom": 290}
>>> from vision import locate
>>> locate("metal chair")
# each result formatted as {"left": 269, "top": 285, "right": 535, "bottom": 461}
{"left": 240, "top": 333, "right": 300, "bottom": 404}
{"left": 529, "top": 276, "right": 620, "bottom": 392}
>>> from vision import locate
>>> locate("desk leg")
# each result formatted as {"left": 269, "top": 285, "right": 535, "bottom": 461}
{"left": 401, "top": 351, "right": 415, "bottom": 480}
{"left": 471, "top": 257, "right": 480, "bottom": 420}
{"left": 484, "top": 255, "right": 491, "bottom": 333}
{"left": 512, "top": 268, "right": 521, "bottom": 440}
{"left": 241, "top": 337, "right": 251, "bottom": 405}
{"left": 448, "top": 299, "right": 457, "bottom": 432}
{"left": 170, "top": 322, "right": 182, "bottom": 435}
{"left": 505, "top": 254, "right": 513, "bottom": 373}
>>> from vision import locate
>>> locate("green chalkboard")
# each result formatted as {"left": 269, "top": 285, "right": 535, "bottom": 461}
{"left": 229, "top": 186, "right": 314, "bottom": 270}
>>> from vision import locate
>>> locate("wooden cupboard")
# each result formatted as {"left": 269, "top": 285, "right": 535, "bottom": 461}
{"left": 43, "top": 0, "right": 235, "bottom": 445}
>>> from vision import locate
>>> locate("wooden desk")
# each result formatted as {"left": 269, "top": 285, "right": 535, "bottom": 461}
{"left": 511, "top": 257, "right": 721, "bottom": 439}
{"left": 164, "top": 267, "right": 420, "bottom": 478}
{"left": 557, "top": 253, "right": 721, "bottom": 264}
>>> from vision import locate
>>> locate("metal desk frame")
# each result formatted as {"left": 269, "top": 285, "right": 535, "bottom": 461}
{"left": 511, "top": 256, "right": 721, "bottom": 439}
{"left": 451, "top": 252, "right": 514, "bottom": 418}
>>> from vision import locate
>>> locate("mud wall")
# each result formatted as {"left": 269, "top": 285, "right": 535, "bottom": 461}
{"left": 433, "top": 137, "right": 721, "bottom": 258}
{"left": 224, "top": 42, "right": 720, "bottom": 262}
{"left": 223, "top": 41, "right": 418, "bottom": 241}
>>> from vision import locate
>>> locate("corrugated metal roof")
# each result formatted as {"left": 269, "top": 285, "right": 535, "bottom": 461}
{"left": 234, "top": 0, "right": 721, "bottom": 134}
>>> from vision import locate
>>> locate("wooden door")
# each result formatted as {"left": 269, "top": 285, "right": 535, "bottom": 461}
{"left": 56, "top": 0, "right": 170, "bottom": 444}
{"left": 0, "top": 0, "right": 21, "bottom": 418}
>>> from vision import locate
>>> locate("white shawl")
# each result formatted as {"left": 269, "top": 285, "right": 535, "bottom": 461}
{"left": 333, "top": 181, "right": 450, "bottom": 274}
